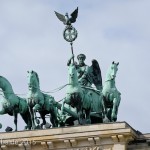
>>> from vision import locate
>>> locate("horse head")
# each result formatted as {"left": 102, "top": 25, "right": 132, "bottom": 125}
{"left": 106, "top": 61, "right": 119, "bottom": 81}
{"left": 27, "top": 70, "right": 40, "bottom": 91}
{"left": 68, "top": 64, "right": 78, "bottom": 85}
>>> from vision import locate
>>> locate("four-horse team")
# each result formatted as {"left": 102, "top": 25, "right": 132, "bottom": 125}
{"left": 0, "top": 54, "right": 121, "bottom": 130}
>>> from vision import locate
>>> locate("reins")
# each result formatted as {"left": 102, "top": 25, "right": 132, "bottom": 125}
{"left": 0, "top": 83, "right": 71, "bottom": 96}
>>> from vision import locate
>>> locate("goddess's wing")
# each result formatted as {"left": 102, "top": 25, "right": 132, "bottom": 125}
{"left": 89, "top": 59, "right": 102, "bottom": 90}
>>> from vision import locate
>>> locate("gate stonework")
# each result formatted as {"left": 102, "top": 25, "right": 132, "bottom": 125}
{"left": 0, "top": 122, "right": 149, "bottom": 150}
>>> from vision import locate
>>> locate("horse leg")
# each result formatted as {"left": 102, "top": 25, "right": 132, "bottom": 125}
{"left": 77, "top": 108, "right": 84, "bottom": 125}
{"left": 102, "top": 97, "right": 110, "bottom": 123}
{"left": 33, "top": 104, "right": 41, "bottom": 127}
{"left": 85, "top": 109, "right": 91, "bottom": 124}
{"left": 13, "top": 112, "right": 18, "bottom": 131}
{"left": 77, "top": 110, "right": 82, "bottom": 125}
{"left": 28, "top": 106, "right": 35, "bottom": 129}
{"left": 60, "top": 99, "right": 66, "bottom": 115}
{"left": 107, "top": 108, "right": 112, "bottom": 121}
{"left": 115, "top": 95, "right": 121, "bottom": 115}
{"left": 101, "top": 97, "right": 106, "bottom": 119}
{"left": 111, "top": 98, "right": 118, "bottom": 121}
{"left": 40, "top": 112, "right": 46, "bottom": 129}
{"left": 20, "top": 111, "right": 32, "bottom": 130}
{"left": 50, "top": 107, "right": 58, "bottom": 127}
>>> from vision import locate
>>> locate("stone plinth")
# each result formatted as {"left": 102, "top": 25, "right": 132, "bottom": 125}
{"left": 0, "top": 122, "right": 149, "bottom": 150}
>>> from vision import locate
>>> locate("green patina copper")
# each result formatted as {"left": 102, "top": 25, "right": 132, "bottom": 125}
{"left": 61, "top": 62, "right": 104, "bottom": 125}
{"left": 0, "top": 8, "right": 122, "bottom": 131}
{"left": 56, "top": 102, "right": 77, "bottom": 127}
{"left": 102, "top": 61, "right": 121, "bottom": 122}
{"left": 62, "top": 63, "right": 91, "bottom": 124}
{"left": 27, "top": 70, "right": 58, "bottom": 130}
{"left": 0, "top": 123, "right": 2, "bottom": 129}
{"left": 54, "top": 7, "right": 121, "bottom": 125}
{"left": 0, "top": 60, "right": 121, "bottom": 130}
{"left": 67, "top": 54, "right": 102, "bottom": 90}
{"left": 55, "top": 7, "right": 78, "bottom": 43}
{"left": 0, "top": 76, "right": 32, "bottom": 131}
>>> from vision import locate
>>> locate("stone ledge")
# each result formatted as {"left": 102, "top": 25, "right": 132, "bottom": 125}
{"left": 0, "top": 122, "right": 139, "bottom": 150}
{"left": 0, "top": 122, "right": 133, "bottom": 139}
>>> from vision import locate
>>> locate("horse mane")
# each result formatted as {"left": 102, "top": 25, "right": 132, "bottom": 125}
{"left": 0, "top": 76, "right": 13, "bottom": 87}
{"left": 0, "top": 76, "right": 14, "bottom": 94}
{"left": 33, "top": 71, "right": 40, "bottom": 87}
{"left": 0, "top": 76, "right": 8, "bottom": 80}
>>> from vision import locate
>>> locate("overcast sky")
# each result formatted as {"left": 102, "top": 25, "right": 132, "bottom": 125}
{"left": 0, "top": 0, "right": 150, "bottom": 133}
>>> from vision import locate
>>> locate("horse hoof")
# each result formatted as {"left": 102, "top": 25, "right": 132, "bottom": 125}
{"left": 32, "top": 126, "right": 36, "bottom": 130}
{"left": 86, "top": 119, "right": 91, "bottom": 124}
{"left": 35, "top": 118, "right": 40, "bottom": 124}
{"left": 103, "top": 118, "right": 110, "bottom": 123}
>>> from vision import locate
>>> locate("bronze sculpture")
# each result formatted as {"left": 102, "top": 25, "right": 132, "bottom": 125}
{"left": 102, "top": 62, "right": 121, "bottom": 122}
{"left": 27, "top": 70, "right": 58, "bottom": 129}
{"left": 0, "top": 76, "right": 32, "bottom": 131}
{"left": 55, "top": 7, "right": 78, "bottom": 26}
{"left": 0, "top": 8, "right": 121, "bottom": 131}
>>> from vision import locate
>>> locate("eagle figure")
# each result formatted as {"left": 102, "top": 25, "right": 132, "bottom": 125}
{"left": 54, "top": 7, "right": 78, "bottom": 26}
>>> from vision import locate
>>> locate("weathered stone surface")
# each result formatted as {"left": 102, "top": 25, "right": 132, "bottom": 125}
{"left": 0, "top": 122, "right": 149, "bottom": 150}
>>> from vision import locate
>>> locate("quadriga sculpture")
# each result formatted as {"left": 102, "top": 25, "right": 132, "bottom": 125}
{"left": 102, "top": 61, "right": 121, "bottom": 122}
{"left": 0, "top": 76, "right": 32, "bottom": 131}
{"left": 27, "top": 70, "right": 58, "bottom": 129}
{"left": 61, "top": 63, "right": 103, "bottom": 125}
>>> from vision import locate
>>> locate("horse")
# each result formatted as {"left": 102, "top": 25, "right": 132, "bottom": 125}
{"left": 61, "top": 63, "right": 103, "bottom": 125}
{"left": 27, "top": 70, "right": 58, "bottom": 129}
{"left": 102, "top": 61, "right": 121, "bottom": 122}
{"left": 0, "top": 76, "right": 32, "bottom": 131}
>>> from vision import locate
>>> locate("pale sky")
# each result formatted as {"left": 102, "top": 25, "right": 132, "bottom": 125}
{"left": 0, "top": 0, "right": 150, "bottom": 133}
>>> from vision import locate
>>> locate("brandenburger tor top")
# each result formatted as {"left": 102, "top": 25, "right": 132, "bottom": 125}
{"left": 0, "top": 7, "right": 149, "bottom": 150}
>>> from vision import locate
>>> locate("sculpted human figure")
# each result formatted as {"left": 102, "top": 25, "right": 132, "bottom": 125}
{"left": 67, "top": 54, "right": 92, "bottom": 87}
{"left": 62, "top": 55, "right": 104, "bottom": 125}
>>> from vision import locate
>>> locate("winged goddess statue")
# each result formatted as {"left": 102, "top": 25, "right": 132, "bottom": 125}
{"left": 54, "top": 7, "right": 78, "bottom": 42}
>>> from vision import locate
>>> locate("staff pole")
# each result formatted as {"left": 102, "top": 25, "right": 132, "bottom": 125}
{"left": 70, "top": 42, "right": 75, "bottom": 64}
